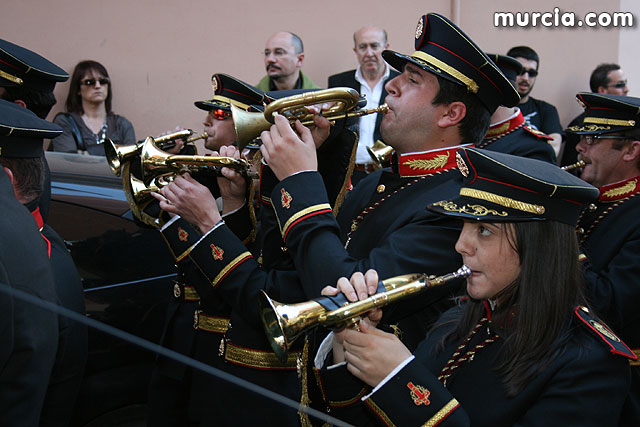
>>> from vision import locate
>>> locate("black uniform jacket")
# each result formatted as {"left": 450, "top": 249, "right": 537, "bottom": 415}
{"left": 317, "top": 304, "right": 633, "bottom": 427}
{"left": 578, "top": 175, "right": 640, "bottom": 424}
{"left": 477, "top": 110, "right": 557, "bottom": 164}
{"left": 185, "top": 145, "right": 469, "bottom": 349}
{"left": 0, "top": 170, "right": 58, "bottom": 427}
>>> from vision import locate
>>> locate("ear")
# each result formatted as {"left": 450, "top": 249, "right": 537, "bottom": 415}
{"left": 2, "top": 166, "right": 20, "bottom": 199}
{"left": 597, "top": 86, "right": 608, "bottom": 94}
{"left": 12, "top": 99, "right": 27, "bottom": 109}
{"left": 622, "top": 140, "right": 640, "bottom": 163}
{"left": 437, "top": 101, "right": 467, "bottom": 128}
{"left": 296, "top": 52, "right": 305, "bottom": 67}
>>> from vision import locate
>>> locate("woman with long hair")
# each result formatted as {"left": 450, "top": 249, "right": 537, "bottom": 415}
{"left": 315, "top": 148, "right": 634, "bottom": 426}
{"left": 52, "top": 60, "right": 135, "bottom": 155}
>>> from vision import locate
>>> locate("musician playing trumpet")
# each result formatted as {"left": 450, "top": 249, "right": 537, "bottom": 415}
{"left": 314, "top": 148, "right": 634, "bottom": 426}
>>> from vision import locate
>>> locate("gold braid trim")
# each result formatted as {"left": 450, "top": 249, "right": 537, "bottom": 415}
{"left": 196, "top": 313, "right": 229, "bottom": 334}
{"left": 224, "top": 342, "right": 300, "bottom": 370}
{"left": 411, "top": 51, "right": 478, "bottom": 93}
{"left": 584, "top": 117, "right": 635, "bottom": 127}
{"left": 280, "top": 204, "right": 333, "bottom": 238}
{"left": 211, "top": 252, "right": 252, "bottom": 288}
{"left": 183, "top": 285, "right": 200, "bottom": 302}
{"left": 298, "top": 338, "right": 312, "bottom": 426}
{"left": 422, "top": 399, "right": 460, "bottom": 427}
{"left": 460, "top": 188, "right": 545, "bottom": 215}
{"left": 333, "top": 131, "right": 359, "bottom": 217}
{"left": 366, "top": 398, "right": 396, "bottom": 427}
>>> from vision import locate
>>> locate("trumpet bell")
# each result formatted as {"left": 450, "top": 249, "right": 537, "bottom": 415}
{"left": 367, "top": 140, "right": 394, "bottom": 168}
{"left": 105, "top": 138, "right": 141, "bottom": 176}
{"left": 231, "top": 103, "right": 272, "bottom": 151}
{"left": 258, "top": 291, "right": 326, "bottom": 363}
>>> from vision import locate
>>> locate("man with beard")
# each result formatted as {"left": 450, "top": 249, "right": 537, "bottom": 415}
{"left": 257, "top": 31, "right": 319, "bottom": 91}
{"left": 328, "top": 26, "right": 399, "bottom": 184}
{"left": 566, "top": 92, "right": 640, "bottom": 426}
{"left": 507, "top": 45, "right": 562, "bottom": 157}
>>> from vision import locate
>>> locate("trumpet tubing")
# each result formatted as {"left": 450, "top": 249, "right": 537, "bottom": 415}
{"left": 260, "top": 265, "right": 471, "bottom": 363}
{"left": 561, "top": 160, "right": 586, "bottom": 171}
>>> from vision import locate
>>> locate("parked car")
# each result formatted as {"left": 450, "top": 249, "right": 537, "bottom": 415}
{"left": 46, "top": 151, "right": 176, "bottom": 427}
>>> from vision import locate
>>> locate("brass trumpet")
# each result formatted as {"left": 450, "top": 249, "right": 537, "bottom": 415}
{"left": 231, "top": 87, "right": 390, "bottom": 149}
{"left": 260, "top": 265, "right": 471, "bottom": 363}
{"left": 106, "top": 129, "right": 208, "bottom": 176}
{"left": 367, "top": 140, "right": 394, "bottom": 168}
{"left": 140, "top": 136, "right": 255, "bottom": 185}
{"left": 561, "top": 160, "right": 586, "bottom": 172}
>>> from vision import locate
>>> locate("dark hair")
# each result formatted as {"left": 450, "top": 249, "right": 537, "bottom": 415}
{"left": 434, "top": 220, "right": 587, "bottom": 396}
{"left": 0, "top": 86, "right": 57, "bottom": 119}
{"left": 0, "top": 157, "right": 45, "bottom": 203}
{"left": 288, "top": 32, "right": 304, "bottom": 54}
{"left": 506, "top": 46, "right": 539, "bottom": 69}
{"left": 590, "top": 63, "right": 621, "bottom": 92}
{"left": 432, "top": 76, "right": 491, "bottom": 145}
{"left": 65, "top": 60, "right": 112, "bottom": 114}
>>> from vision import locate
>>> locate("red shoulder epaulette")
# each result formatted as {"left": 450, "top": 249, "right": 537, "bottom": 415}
{"left": 522, "top": 125, "right": 553, "bottom": 141}
{"left": 575, "top": 306, "right": 637, "bottom": 360}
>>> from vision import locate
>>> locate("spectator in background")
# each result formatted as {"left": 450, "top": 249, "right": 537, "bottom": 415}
{"left": 561, "top": 63, "right": 629, "bottom": 167}
{"left": 256, "top": 32, "right": 319, "bottom": 91}
{"left": 507, "top": 46, "right": 563, "bottom": 157}
{"left": 328, "top": 26, "right": 399, "bottom": 185}
{"left": 52, "top": 60, "right": 135, "bottom": 155}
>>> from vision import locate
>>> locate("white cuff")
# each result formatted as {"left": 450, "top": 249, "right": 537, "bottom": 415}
{"left": 361, "top": 355, "right": 415, "bottom": 401}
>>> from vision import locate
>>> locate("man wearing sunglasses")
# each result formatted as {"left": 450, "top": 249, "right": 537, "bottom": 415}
{"left": 507, "top": 45, "right": 563, "bottom": 157}
{"left": 566, "top": 92, "right": 640, "bottom": 425}
{"left": 561, "top": 63, "right": 630, "bottom": 167}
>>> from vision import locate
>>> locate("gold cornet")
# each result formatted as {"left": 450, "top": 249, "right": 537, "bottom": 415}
{"left": 231, "top": 87, "right": 390, "bottom": 150}
{"left": 561, "top": 160, "right": 586, "bottom": 171}
{"left": 140, "top": 136, "right": 255, "bottom": 185}
{"left": 106, "top": 129, "right": 208, "bottom": 176}
{"left": 260, "top": 265, "right": 471, "bottom": 363}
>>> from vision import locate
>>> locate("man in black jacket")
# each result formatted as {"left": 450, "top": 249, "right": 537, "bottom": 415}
{"left": 328, "top": 26, "right": 399, "bottom": 184}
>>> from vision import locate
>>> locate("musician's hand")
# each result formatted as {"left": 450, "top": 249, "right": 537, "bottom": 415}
{"left": 152, "top": 173, "right": 221, "bottom": 234}
{"left": 215, "top": 145, "right": 247, "bottom": 214}
{"left": 342, "top": 321, "right": 411, "bottom": 387}
{"left": 306, "top": 105, "right": 332, "bottom": 149}
{"left": 260, "top": 113, "right": 317, "bottom": 180}
{"left": 162, "top": 126, "right": 186, "bottom": 154}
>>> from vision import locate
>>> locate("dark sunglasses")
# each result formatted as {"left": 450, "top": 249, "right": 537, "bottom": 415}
{"left": 81, "top": 78, "right": 110, "bottom": 86}
{"left": 518, "top": 68, "right": 538, "bottom": 77}
{"left": 607, "top": 81, "right": 628, "bottom": 89}
{"left": 211, "top": 108, "right": 232, "bottom": 120}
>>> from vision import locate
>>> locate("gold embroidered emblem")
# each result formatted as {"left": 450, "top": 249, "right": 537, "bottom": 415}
{"left": 178, "top": 227, "right": 189, "bottom": 242}
{"left": 407, "top": 382, "right": 430, "bottom": 406}
{"left": 485, "top": 122, "right": 510, "bottom": 137}
{"left": 404, "top": 153, "right": 449, "bottom": 171}
{"left": 281, "top": 188, "right": 292, "bottom": 209}
{"left": 590, "top": 320, "right": 620, "bottom": 342}
{"left": 432, "top": 200, "right": 509, "bottom": 217}
{"left": 566, "top": 124, "right": 611, "bottom": 133}
{"left": 210, "top": 244, "right": 224, "bottom": 261}
{"left": 211, "top": 76, "right": 218, "bottom": 93}
{"left": 603, "top": 179, "right": 637, "bottom": 199}
{"left": 376, "top": 184, "right": 386, "bottom": 193}
{"left": 415, "top": 16, "right": 424, "bottom": 40}
{"left": 456, "top": 152, "right": 469, "bottom": 177}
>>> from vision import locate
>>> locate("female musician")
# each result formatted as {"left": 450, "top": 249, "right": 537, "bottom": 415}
{"left": 316, "top": 148, "right": 634, "bottom": 426}
{"left": 52, "top": 60, "right": 135, "bottom": 155}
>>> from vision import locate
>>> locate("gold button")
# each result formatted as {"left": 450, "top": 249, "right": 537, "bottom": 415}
{"left": 588, "top": 203, "right": 597, "bottom": 212}
{"left": 576, "top": 227, "right": 584, "bottom": 235}
{"left": 173, "top": 283, "right": 181, "bottom": 298}
{"left": 376, "top": 185, "right": 386, "bottom": 193}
